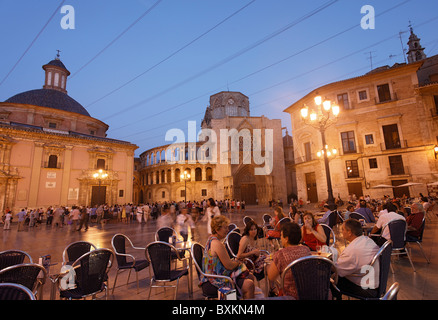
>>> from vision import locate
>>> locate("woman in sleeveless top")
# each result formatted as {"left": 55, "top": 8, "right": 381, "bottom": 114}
{"left": 301, "top": 211, "right": 326, "bottom": 251}
{"left": 237, "top": 220, "right": 266, "bottom": 281}
{"left": 201, "top": 215, "right": 255, "bottom": 299}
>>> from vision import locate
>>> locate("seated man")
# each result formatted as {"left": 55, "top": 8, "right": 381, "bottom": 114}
{"left": 317, "top": 204, "right": 331, "bottom": 225}
{"left": 406, "top": 202, "right": 424, "bottom": 241}
{"left": 332, "top": 219, "right": 380, "bottom": 299}
{"left": 370, "top": 202, "right": 405, "bottom": 247}
{"left": 355, "top": 199, "right": 376, "bottom": 223}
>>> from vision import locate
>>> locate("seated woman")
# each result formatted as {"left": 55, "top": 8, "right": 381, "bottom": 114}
{"left": 267, "top": 221, "right": 311, "bottom": 299}
{"left": 201, "top": 215, "right": 255, "bottom": 299}
{"left": 236, "top": 220, "right": 266, "bottom": 281}
{"left": 301, "top": 212, "right": 326, "bottom": 251}
{"left": 266, "top": 206, "right": 285, "bottom": 239}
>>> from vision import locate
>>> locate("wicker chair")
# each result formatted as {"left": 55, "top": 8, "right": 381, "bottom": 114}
{"left": 0, "top": 250, "right": 33, "bottom": 270}
{"left": 0, "top": 283, "right": 36, "bottom": 300}
{"left": 282, "top": 255, "right": 337, "bottom": 300}
{"left": 145, "top": 241, "right": 189, "bottom": 300}
{"left": 0, "top": 263, "right": 46, "bottom": 299}
{"left": 111, "top": 234, "right": 149, "bottom": 294}
{"left": 62, "top": 241, "right": 97, "bottom": 266}
{"left": 59, "top": 248, "right": 114, "bottom": 300}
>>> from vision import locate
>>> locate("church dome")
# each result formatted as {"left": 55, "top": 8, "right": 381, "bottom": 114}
{"left": 4, "top": 55, "right": 90, "bottom": 117}
{"left": 5, "top": 88, "right": 90, "bottom": 117}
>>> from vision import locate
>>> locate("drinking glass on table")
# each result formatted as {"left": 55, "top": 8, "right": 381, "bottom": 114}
{"left": 316, "top": 245, "right": 322, "bottom": 255}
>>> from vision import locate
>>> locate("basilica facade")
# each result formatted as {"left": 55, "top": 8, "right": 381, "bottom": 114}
{"left": 0, "top": 57, "right": 137, "bottom": 213}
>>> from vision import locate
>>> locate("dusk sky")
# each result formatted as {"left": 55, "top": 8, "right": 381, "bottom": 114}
{"left": 1, "top": 0, "right": 437, "bottom": 156}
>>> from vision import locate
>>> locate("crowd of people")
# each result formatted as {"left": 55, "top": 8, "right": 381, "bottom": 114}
{"left": 199, "top": 193, "right": 436, "bottom": 300}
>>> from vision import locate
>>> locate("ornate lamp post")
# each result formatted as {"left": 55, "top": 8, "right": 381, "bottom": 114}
{"left": 93, "top": 169, "right": 108, "bottom": 205}
{"left": 300, "top": 96, "right": 340, "bottom": 210}
{"left": 180, "top": 170, "right": 190, "bottom": 203}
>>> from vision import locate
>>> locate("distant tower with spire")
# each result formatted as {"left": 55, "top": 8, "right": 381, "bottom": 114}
{"left": 406, "top": 23, "right": 427, "bottom": 64}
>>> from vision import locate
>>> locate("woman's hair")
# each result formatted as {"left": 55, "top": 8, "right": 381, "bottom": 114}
{"left": 274, "top": 206, "right": 285, "bottom": 220}
{"left": 281, "top": 221, "right": 302, "bottom": 245}
{"left": 243, "top": 219, "right": 259, "bottom": 239}
{"left": 211, "top": 215, "right": 230, "bottom": 234}
{"left": 302, "top": 211, "right": 317, "bottom": 228}
{"left": 208, "top": 198, "right": 216, "bottom": 207}
{"left": 347, "top": 204, "right": 354, "bottom": 211}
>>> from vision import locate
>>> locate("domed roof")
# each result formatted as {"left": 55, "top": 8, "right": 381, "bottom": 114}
{"left": 44, "top": 59, "right": 68, "bottom": 70}
{"left": 5, "top": 89, "right": 90, "bottom": 117}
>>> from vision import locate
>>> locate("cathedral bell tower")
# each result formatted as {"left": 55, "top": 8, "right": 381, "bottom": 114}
{"left": 406, "top": 25, "right": 427, "bottom": 64}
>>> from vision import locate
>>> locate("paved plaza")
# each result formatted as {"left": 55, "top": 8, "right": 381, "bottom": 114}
{"left": 1, "top": 204, "right": 438, "bottom": 300}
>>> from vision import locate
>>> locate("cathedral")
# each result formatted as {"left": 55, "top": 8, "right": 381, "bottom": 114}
{"left": 136, "top": 91, "right": 289, "bottom": 205}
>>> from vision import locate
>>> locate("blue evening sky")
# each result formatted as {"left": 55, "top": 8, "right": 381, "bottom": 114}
{"left": 1, "top": 0, "right": 437, "bottom": 156}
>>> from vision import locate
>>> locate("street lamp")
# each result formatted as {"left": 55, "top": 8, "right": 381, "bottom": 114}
{"left": 301, "top": 96, "right": 340, "bottom": 210}
{"left": 93, "top": 169, "right": 108, "bottom": 205}
{"left": 180, "top": 170, "right": 190, "bottom": 203}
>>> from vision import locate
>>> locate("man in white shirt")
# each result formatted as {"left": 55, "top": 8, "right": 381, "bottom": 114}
{"left": 333, "top": 219, "right": 380, "bottom": 299}
{"left": 370, "top": 202, "right": 405, "bottom": 246}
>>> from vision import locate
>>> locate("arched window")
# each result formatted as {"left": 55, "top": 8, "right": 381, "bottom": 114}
{"left": 206, "top": 167, "right": 213, "bottom": 181}
{"left": 161, "top": 170, "right": 165, "bottom": 183}
{"left": 167, "top": 169, "right": 171, "bottom": 183}
{"left": 175, "top": 169, "right": 181, "bottom": 182}
{"left": 48, "top": 155, "right": 58, "bottom": 169}
{"left": 195, "top": 168, "right": 202, "bottom": 181}
{"left": 155, "top": 171, "right": 159, "bottom": 184}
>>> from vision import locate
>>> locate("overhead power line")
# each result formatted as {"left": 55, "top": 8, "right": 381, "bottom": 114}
{"left": 107, "top": 0, "right": 413, "bottom": 133}
{"left": 87, "top": 0, "right": 257, "bottom": 108}
{"left": 69, "top": 0, "right": 163, "bottom": 79}
{"left": 0, "top": 0, "right": 67, "bottom": 87}
{"left": 101, "top": 0, "right": 340, "bottom": 121}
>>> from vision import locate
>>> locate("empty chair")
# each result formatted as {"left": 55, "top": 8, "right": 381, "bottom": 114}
{"left": 191, "top": 242, "right": 235, "bottom": 299}
{"left": 62, "top": 241, "right": 97, "bottom": 266}
{"left": 155, "top": 227, "right": 178, "bottom": 242}
{"left": 381, "top": 282, "right": 400, "bottom": 300}
{"left": 145, "top": 241, "right": 189, "bottom": 300}
{"left": 0, "top": 250, "right": 33, "bottom": 270}
{"left": 387, "top": 219, "right": 416, "bottom": 272}
{"left": 0, "top": 283, "right": 36, "bottom": 300}
{"left": 319, "top": 224, "right": 336, "bottom": 247}
{"left": 59, "top": 248, "right": 114, "bottom": 300}
{"left": 0, "top": 263, "right": 47, "bottom": 299}
{"left": 111, "top": 234, "right": 150, "bottom": 294}
{"left": 282, "top": 255, "right": 337, "bottom": 300}
{"left": 333, "top": 240, "right": 393, "bottom": 300}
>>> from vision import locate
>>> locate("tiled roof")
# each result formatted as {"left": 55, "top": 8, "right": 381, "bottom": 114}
{"left": 4, "top": 89, "right": 90, "bottom": 117}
